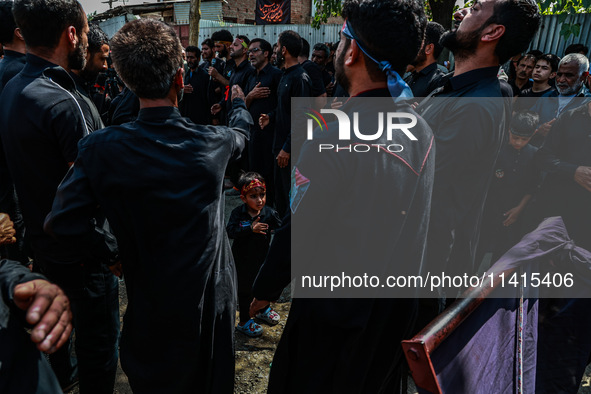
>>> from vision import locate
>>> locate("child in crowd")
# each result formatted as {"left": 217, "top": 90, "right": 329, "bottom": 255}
{"left": 477, "top": 110, "right": 541, "bottom": 265}
{"left": 227, "top": 172, "right": 282, "bottom": 337}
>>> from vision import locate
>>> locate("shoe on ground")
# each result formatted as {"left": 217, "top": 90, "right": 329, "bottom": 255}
{"left": 236, "top": 319, "right": 263, "bottom": 337}
{"left": 256, "top": 306, "right": 280, "bottom": 325}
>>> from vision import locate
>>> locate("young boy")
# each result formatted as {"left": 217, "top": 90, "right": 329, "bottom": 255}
{"left": 477, "top": 110, "right": 541, "bottom": 265}
{"left": 227, "top": 172, "right": 282, "bottom": 337}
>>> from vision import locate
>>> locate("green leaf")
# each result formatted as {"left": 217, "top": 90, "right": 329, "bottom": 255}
{"left": 559, "top": 22, "right": 573, "bottom": 40}
{"left": 582, "top": 0, "right": 591, "bottom": 9}
{"left": 558, "top": 12, "right": 569, "bottom": 23}
{"left": 571, "top": 23, "right": 581, "bottom": 36}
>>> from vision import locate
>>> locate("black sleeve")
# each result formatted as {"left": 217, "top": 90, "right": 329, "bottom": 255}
{"left": 536, "top": 115, "right": 579, "bottom": 179}
{"left": 226, "top": 208, "right": 252, "bottom": 239}
{"left": 268, "top": 208, "right": 282, "bottom": 231}
{"left": 43, "top": 155, "right": 119, "bottom": 265}
{"left": 0, "top": 259, "right": 45, "bottom": 309}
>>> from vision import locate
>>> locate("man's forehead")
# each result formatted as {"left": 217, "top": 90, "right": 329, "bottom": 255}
{"left": 559, "top": 62, "right": 579, "bottom": 72}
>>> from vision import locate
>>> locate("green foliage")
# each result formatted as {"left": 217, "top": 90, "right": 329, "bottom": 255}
{"left": 310, "top": 0, "right": 589, "bottom": 41}
{"left": 87, "top": 10, "right": 97, "bottom": 21}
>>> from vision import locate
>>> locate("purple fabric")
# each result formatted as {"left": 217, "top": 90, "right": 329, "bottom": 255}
{"left": 422, "top": 217, "right": 591, "bottom": 393}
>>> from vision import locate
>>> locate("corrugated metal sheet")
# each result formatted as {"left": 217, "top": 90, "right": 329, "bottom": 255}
{"left": 529, "top": 13, "right": 591, "bottom": 56}
{"left": 174, "top": 2, "right": 190, "bottom": 25}
{"left": 201, "top": 1, "right": 223, "bottom": 22}
{"left": 198, "top": 23, "right": 342, "bottom": 46}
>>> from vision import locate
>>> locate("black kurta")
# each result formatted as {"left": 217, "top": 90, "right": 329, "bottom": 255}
{"left": 254, "top": 88, "right": 435, "bottom": 393}
{"left": 45, "top": 102, "right": 252, "bottom": 393}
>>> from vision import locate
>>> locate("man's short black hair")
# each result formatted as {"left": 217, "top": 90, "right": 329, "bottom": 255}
{"left": 538, "top": 53, "right": 559, "bottom": 73}
{"left": 527, "top": 49, "right": 543, "bottom": 58}
{"left": 299, "top": 37, "right": 310, "bottom": 58}
{"left": 211, "top": 29, "right": 233, "bottom": 43}
{"left": 250, "top": 38, "right": 273, "bottom": 60}
{"left": 201, "top": 38, "right": 213, "bottom": 48}
{"left": 486, "top": 0, "right": 541, "bottom": 64}
{"left": 111, "top": 19, "right": 183, "bottom": 99}
{"left": 425, "top": 22, "right": 445, "bottom": 59}
{"left": 313, "top": 43, "right": 330, "bottom": 57}
{"left": 13, "top": 0, "right": 86, "bottom": 50}
{"left": 278, "top": 30, "right": 302, "bottom": 58}
{"left": 511, "top": 110, "right": 539, "bottom": 137}
{"left": 517, "top": 53, "right": 536, "bottom": 66}
{"left": 87, "top": 23, "right": 108, "bottom": 55}
{"left": 565, "top": 43, "right": 589, "bottom": 56}
{"left": 0, "top": 1, "right": 17, "bottom": 46}
{"left": 186, "top": 45, "right": 200, "bottom": 56}
{"left": 341, "top": 0, "right": 427, "bottom": 77}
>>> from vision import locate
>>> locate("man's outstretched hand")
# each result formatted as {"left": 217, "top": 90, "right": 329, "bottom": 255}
{"left": 13, "top": 279, "right": 72, "bottom": 354}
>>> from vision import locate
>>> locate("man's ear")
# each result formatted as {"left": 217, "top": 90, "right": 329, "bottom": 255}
{"left": 481, "top": 24, "right": 505, "bottom": 43}
{"left": 14, "top": 27, "right": 24, "bottom": 42}
{"left": 424, "top": 43, "right": 434, "bottom": 56}
{"left": 175, "top": 67, "right": 184, "bottom": 89}
{"left": 549, "top": 71, "right": 557, "bottom": 80}
{"left": 67, "top": 26, "right": 78, "bottom": 49}
{"left": 345, "top": 40, "right": 360, "bottom": 67}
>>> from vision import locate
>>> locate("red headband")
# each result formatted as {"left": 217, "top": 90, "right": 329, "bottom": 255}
{"left": 241, "top": 179, "right": 266, "bottom": 197}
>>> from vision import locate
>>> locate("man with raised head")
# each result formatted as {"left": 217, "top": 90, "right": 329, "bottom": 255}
{"left": 417, "top": 0, "right": 540, "bottom": 315}
{"left": 404, "top": 21, "right": 446, "bottom": 97}
{"left": 0, "top": 0, "right": 120, "bottom": 392}
{"left": 44, "top": 18, "right": 252, "bottom": 393}
{"left": 251, "top": 0, "right": 434, "bottom": 391}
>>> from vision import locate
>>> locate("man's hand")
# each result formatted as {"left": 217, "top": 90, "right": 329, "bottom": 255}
{"left": 331, "top": 97, "right": 343, "bottom": 110}
{"left": 503, "top": 206, "right": 523, "bottom": 227}
{"left": 246, "top": 83, "right": 271, "bottom": 100}
{"left": 326, "top": 81, "right": 335, "bottom": 97}
{"left": 277, "top": 150, "right": 290, "bottom": 168}
{"left": 535, "top": 118, "right": 556, "bottom": 137}
{"left": 251, "top": 217, "right": 269, "bottom": 235}
{"left": 231, "top": 85, "right": 246, "bottom": 102}
{"left": 208, "top": 66, "right": 221, "bottom": 81}
{"left": 109, "top": 261, "right": 123, "bottom": 278}
{"left": 211, "top": 103, "right": 222, "bottom": 115}
{"left": 574, "top": 166, "right": 591, "bottom": 193}
{"left": 259, "top": 114, "right": 270, "bottom": 129}
{"left": 13, "top": 280, "right": 72, "bottom": 354}
{"left": 183, "top": 84, "right": 193, "bottom": 94}
{"left": 0, "top": 213, "right": 16, "bottom": 245}
{"left": 249, "top": 298, "right": 270, "bottom": 318}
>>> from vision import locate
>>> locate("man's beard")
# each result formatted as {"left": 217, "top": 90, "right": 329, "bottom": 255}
{"left": 68, "top": 37, "right": 87, "bottom": 70}
{"left": 411, "top": 47, "right": 427, "bottom": 67}
{"left": 440, "top": 27, "right": 482, "bottom": 62}
{"left": 557, "top": 81, "right": 582, "bottom": 96}
{"left": 335, "top": 46, "right": 350, "bottom": 95}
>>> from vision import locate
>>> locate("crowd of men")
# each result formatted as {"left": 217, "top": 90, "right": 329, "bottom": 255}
{"left": 0, "top": 0, "right": 590, "bottom": 392}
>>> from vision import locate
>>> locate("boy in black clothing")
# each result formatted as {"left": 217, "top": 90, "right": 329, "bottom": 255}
{"left": 227, "top": 172, "right": 281, "bottom": 337}
{"left": 478, "top": 110, "right": 540, "bottom": 265}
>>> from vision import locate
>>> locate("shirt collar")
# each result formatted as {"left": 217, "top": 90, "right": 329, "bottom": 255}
{"left": 448, "top": 66, "right": 499, "bottom": 91}
{"left": 137, "top": 106, "right": 182, "bottom": 122}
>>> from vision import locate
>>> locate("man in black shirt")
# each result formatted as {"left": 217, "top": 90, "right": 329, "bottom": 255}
{"left": 0, "top": 1, "right": 26, "bottom": 92}
{"left": 0, "top": 0, "right": 27, "bottom": 265}
{"left": 0, "top": 1, "right": 120, "bottom": 392}
{"left": 508, "top": 53, "right": 535, "bottom": 96}
{"left": 260, "top": 30, "right": 311, "bottom": 217}
{"left": 404, "top": 21, "right": 446, "bottom": 97}
{"left": 418, "top": 0, "right": 540, "bottom": 308}
{"left": 244, "top": 38, "right": 282, "bottom": 208}
{"left": 311, "top": 42, "right": 334, "bottom": 95}
{"left": 70, "top": 23, "right": 109, "bottom": 132}
{"left": 45, "top": 19, "right": 252, "bottom": 393}
{"left": 298, "top": 38, "right": 326, "bottom": 109}
{"left": 179, "top": 45, "right": 210, "bottom": 124}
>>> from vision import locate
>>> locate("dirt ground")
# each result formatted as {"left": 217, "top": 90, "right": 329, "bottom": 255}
{"left": 65, "top": 190, "right": 591, "bottom": 393}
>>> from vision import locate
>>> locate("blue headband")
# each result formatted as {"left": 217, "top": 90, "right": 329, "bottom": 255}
{"left": 341, "top": 20, "right": 413, "bottom": 101}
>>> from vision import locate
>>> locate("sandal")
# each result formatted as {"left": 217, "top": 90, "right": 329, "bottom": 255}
{"left": 256, "top": 306, "right": 280, "bottom": 325}
{"left": 236, "top": 318, "right": 263, "bottom": 337}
